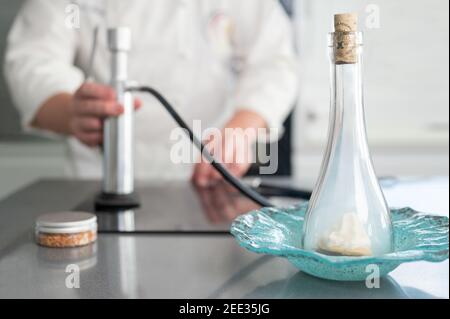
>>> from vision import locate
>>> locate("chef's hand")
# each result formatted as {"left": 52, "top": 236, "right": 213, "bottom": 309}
{"left": 191, "top": 110, "right": 267, "bottom": 187}
{"left": 69, "top": 82, "right": 142, "bottom": 147}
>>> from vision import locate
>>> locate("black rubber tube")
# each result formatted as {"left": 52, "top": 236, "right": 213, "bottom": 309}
{"left": 128, "top": 86, "right": 274, "bottom": 207}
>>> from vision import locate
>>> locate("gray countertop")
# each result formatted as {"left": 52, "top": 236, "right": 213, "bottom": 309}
{"left": 0, "top": 178, "right": 448, "bottom": 299}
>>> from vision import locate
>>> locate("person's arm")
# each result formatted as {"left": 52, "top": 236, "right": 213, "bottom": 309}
{"left": 4, "top": 0, "right": 83, "bottom": 132}
{"left": 230, "top": 0, "right": 299, "bottom": 135}
{"left": 4, "top": 1, "right": 141, "bottom": 147}
{"left": 192, "top": 0, "right": 299, "bottom": 186}
{"left": 32, "top": 83, "right": 141, "bottom": 147}
{"left": 32, "top": 85, "right": 121, "bottom": 147}
{"left": 192, "top": 109, "right": 267, "bottom": 186}
{"left": 32, "top": 94, "right": 73, "bottom": 136}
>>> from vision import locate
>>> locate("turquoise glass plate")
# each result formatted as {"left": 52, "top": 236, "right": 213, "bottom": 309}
{"left": 231, "top": 203, "right": 449, "bottom": 281}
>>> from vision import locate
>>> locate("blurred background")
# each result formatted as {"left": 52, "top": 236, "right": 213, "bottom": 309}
{"left": 0, "top": 0, "right": 448, "bottom": 199}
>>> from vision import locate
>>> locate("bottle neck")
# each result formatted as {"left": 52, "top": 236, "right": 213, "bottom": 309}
{"left": 328, "top": 47, "right": 370, "bottom": 159}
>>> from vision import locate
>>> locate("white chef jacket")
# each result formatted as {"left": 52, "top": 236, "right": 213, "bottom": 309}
{"left": 4, "top": 0, "right": 299, "bottom": 181}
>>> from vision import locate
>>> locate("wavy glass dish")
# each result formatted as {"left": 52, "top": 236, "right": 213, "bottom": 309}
{"left": 231, "top": 203, "right": 449, "bottom": 281}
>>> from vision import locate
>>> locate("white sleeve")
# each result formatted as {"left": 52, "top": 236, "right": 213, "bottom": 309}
{"left": 3, "top": 0, "right": 84, "bottom": 130}
{"left": 231, "top": 0, "right": 299, "bottom": 138}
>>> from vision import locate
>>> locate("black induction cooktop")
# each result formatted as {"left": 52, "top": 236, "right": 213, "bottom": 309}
{"left": 75, "top": 181, "right": 265, "bottom": 234}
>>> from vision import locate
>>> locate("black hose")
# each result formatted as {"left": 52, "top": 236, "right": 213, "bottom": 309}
{"left": 128, "top": 86, "right": 274, "bottom": 208}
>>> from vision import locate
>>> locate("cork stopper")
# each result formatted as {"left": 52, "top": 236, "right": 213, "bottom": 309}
{"left": 334, "top": 13, "right": 358, "bottom": 32}
{"left": 333, "top": 13, "right": 359, "bottom": 64}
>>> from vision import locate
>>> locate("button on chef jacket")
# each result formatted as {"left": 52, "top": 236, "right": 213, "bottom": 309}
{"left": 4, "top": 0, "right": 299, "bottom": 181}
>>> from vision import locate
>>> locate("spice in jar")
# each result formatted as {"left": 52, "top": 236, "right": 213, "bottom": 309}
{"left": 35, "top": 212, "right": 97, "bottom": 248}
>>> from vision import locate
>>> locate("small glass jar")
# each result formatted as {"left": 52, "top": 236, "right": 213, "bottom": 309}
{"left": 35, "top": 212, "right": 97, "bottom": 248}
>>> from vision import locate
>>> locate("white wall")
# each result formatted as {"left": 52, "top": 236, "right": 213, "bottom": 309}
{"left": 0, "top": 142, "right": 66, "bottom": 199}
{"left": 291, "top": 0, "right": 449, "bottom": 184}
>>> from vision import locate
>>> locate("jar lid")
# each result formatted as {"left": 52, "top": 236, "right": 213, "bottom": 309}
{"left": 36, "top": 212, "right": 97, "bottom": 234}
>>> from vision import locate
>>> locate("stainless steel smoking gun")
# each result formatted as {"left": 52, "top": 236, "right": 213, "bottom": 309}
{"left": 95, "top": 27, "right": 139, "bottom": 209}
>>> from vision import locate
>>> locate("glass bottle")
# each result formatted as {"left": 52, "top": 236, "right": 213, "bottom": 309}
{"left": 302, "top": 14, "right": 393, "bottom": 257}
